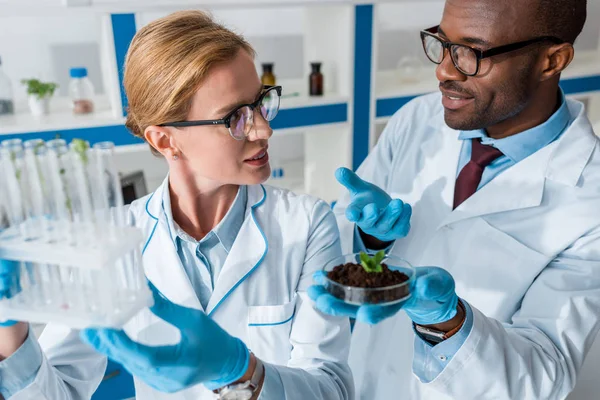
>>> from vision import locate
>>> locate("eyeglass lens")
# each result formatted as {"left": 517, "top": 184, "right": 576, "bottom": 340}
{"left": 228, "top": 88, "right": 281, "bottom": 139}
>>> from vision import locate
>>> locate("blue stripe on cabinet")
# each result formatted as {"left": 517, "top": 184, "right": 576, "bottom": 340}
{"left": 110, "top": 14, "right": 137, "bottom": 117}
{"left": 0, "top": 125, "right": 142, "bottom": 147}
{"left": 271, "top": 103, "right": 348, "bottom": 130}
{"left": 352, "top": 4, "right": 374, "bottom": 171}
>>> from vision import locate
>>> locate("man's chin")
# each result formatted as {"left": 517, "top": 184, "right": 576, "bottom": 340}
{"left": 443, "top": 110, "right": 482, "bottom": 131}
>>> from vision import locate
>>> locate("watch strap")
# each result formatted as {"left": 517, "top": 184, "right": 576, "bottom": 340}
{"left": 414, "top": 300, "right": 466, "bottom": 344}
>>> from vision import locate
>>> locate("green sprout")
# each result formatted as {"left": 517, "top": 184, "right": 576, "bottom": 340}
{"left": 21, "top": 78, "right": 58, "bottom": 100}
{"left": 9, "top": 151, "right": 21, "bottom": 181}
{"left": 34, "top": 141, "right": 45, "bottom": 154}
{"left": 71, "top": 138, "right": 89, "bottom": 164}
{"left": 359, "top": 250, "right": 386, "bottom": 273}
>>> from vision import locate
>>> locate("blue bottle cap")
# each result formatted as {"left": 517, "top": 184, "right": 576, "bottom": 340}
{"left": 70, "top": 67, "right": 88, "bottom": 78}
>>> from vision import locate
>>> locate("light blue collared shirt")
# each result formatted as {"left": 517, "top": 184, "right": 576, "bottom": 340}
{"left": 412, "top": 90, "right": 575, "bottom": 382}
{"left": 161, "top": 184, "right": 247, "bottom": 310}
{"left": 0, "top": 327, "right": 43, "bottom": 398}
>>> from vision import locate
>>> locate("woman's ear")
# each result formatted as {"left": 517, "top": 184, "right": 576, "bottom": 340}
{"left": 144, "top": 126, "right": 180, "bottom": 159}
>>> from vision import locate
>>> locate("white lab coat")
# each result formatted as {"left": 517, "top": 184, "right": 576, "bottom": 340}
{"left": 336, "top": 93, "right": 600, "bottom": 400}
{"left": 11, "top": 181, "right": 354, "bottom": 400}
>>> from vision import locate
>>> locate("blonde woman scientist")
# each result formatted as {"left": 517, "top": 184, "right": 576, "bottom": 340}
{"left": 0, "top": 11, "right": 353, "bottom": 400}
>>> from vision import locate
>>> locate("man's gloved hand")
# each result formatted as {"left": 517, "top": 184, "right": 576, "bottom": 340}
{"left": 335, "top": 167, "right": 412, "bottom": 243}
{"left": 308, "top": 266, "right": 458, "bottom": 326}
{"left": 0, "top": 259, "right": 20, "bottom": 327}
{"left": 80, "top": 282, "right": 250, "bottom": 393}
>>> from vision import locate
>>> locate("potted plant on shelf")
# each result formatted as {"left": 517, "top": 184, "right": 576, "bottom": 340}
{"left": 21, "top": 78, "right": 58, "bottom": 117}
{"left": 322, "top": 251, "right": 415, "bottom": 305}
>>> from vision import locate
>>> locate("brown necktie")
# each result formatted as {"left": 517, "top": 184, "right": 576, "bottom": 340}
{"left": 453, "top": 138, "right": 503, "bottom": 209}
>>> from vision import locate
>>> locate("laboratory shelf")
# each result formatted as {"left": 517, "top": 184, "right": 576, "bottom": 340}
{"left": 0, "top": 109, "right": 125, "bottom": 136}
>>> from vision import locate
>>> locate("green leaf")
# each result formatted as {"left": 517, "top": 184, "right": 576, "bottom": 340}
{"left": 374, "top": 250, "right": 385, "bottom": 265}
{"left": 34, "top": 141, "right": 45, "bottom": 153}
{"left": 71, "top": 138, "right": 89, "bottom": 164}
{"left": 21, "top": 78, "right": 58, "bottom": 99}
{"left": 359, "top": 252, "right": 370, "bottom": 265}
{"left": 358, "top": 251, "right": 385, "bottom": 274}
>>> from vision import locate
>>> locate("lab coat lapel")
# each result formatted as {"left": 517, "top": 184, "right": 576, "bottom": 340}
{"left": 427, "top": 124, "right": 464, "bottom": 211}
{"left": 206, "top": 185, "right": 268, "bottom": 317}
{"left": 141, "top": 180, "right": 203, "bottom": 311}
{"left": 439, "top": 128, "right": 560, "bottom": 228}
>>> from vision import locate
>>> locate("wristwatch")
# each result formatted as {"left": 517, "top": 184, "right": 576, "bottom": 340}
{"left": 217, "top": 356, "right": 264, "bottom": 400}
{"left": 414, "top": 301, "right": 466, "bottom": 345}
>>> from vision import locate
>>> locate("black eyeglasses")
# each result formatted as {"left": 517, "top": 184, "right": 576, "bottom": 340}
{"left": 420, "top": 26, "right": 564, "bottom": 76}
{"left": 160, "top": 85, "right": 282, "bottom": 140}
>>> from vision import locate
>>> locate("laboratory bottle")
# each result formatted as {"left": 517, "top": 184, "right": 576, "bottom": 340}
{"left": 261, "top": 63, "right": 276, "bottom": 86}
{"left": 69, "top": 67, "right": 95, "bottom": 115}
{"left": 309, "top": 62, "right": 323, "bottom": 96}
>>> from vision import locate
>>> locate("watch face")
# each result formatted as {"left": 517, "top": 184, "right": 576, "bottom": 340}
{"left": 221, "top": 389, "right": 252, "bottom": 400}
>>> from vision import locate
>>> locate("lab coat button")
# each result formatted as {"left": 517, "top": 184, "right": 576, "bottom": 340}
{"left": 438, "top": 355, "right": 447, "bottom": 361}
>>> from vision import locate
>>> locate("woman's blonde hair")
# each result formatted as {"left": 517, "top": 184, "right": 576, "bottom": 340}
{"left": 123, "top": 10, "right": 255, "bottom": 153}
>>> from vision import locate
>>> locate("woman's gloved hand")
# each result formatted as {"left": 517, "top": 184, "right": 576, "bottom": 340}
{"left": 80, "top": 282, "right": 250, "bottom": 393}
{"left": 308, "top": 266, "right": 458, "bottom": 326}
{"left": 0, "top": 259, "right": 20, "bottom": 327}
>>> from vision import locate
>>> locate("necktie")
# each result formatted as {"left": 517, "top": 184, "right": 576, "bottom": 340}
{"left": 453, "top": 138, "right": 503, "bottom": 209}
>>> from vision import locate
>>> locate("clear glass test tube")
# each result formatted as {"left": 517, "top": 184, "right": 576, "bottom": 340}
{"left": 23, "top": 139, "right": 51, "bottom": 240}
{"left": 0, "top": 143, "right": 29, "bottom": 240}
{"left": 92, "top": 142, "right": 125, "bottom": 227}
{"left": 91, "top": 142, "right": 131, "bottom": 301}
{"left": 45, "top": 140, "right": 73, "bottom": 244}
{"left": 68, "top": 141, "right": 95, "bottom": 245}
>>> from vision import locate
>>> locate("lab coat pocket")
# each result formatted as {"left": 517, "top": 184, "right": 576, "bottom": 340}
{"left": 450, "top": 218, "right": 550, "bottom": 320}
{"left": 247, "top": 295, "right": 297, "bottom": 365}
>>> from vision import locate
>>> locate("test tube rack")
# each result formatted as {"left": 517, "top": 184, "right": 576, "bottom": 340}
{"left": 0, "top": 138, "right": 153, "bottom": 329}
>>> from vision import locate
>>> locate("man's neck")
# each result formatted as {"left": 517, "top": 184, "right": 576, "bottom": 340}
{"left": 486, "top": 86, "right": 560, "bottom": 140}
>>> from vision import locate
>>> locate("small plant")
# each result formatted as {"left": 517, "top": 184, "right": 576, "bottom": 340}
{"left": 71, "top": 138, "right": 89, "bottom": 164}
{"left": 359, "top": 251, "right": 385, "bottom": 273}
{"left": 21, "top": 78, "right": 58, "bottom": 100}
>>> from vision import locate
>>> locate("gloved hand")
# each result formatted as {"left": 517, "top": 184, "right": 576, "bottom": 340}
{"left": 335, "top": 167, "right": 412, "bottom": 243}
{"left": 0, "top": 259, "right": 20, "bottom": 327}
{"left": 80, "top": 282, "right": 250, "bottom": 393}
{"left": 309, "top": 266, "right": 458, "bottom": 326}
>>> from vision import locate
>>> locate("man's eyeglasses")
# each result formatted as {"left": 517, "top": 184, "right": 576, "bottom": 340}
{"left": 420, "top": 26, "right": 564, "bottom": 76}
{"left": 160, "top": 85, "right": 282, "bottom": 140}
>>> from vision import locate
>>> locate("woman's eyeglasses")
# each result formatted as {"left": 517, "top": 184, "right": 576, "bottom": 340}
{"left": 160, "top": 85, "right": 282, "bottom": 140}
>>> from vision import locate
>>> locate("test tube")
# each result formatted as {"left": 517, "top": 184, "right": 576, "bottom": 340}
{"left": 1, "top": 138, "right": 23, "bottom": 148}
{"left": 23, "top": 140, "right": 51, "bottom": 239}
{"left": 91, "top": 142, "right": 130, "bottom": 304}
{"left": 45, "top": 140, "right": 72, "bottom": 243}
{"left": 67, "top": 140, "right": 95, "bottom": 246}
{"left": 0, "top": 151, "right": 9, "bottom": 232}
{"left": 91, "top": 142, "right": 125, "bottom": 227}
{"left": 0, "top": 142, "right": 31, "bottom": 240}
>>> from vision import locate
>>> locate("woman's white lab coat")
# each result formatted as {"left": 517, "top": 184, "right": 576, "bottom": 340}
{"left": 336, "top": 93, "right": 600, "bottom": 400}
{"left": 11, "top": 181, "right": 354, "bottom": 400}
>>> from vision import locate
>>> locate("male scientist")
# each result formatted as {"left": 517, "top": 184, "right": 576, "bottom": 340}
{"left": 310, "top": 0, "right": 600, "bottom": 398}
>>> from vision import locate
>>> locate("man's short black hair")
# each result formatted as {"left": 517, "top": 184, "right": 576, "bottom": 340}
{"left": 535, "top": 0, "right": 587, "bottom": 44}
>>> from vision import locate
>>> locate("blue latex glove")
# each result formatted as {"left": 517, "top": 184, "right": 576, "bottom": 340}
{"left": 0, "top": 259, "right": 20, "bottom": 327}
{"left": 335, "top": 167, "right": 412, "bottom": 243}
{"left": 308, "top": 267, "right": 458, "bottom": 326}
{"left": 80, "top": 282, "right": 250, "bottom": 393}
